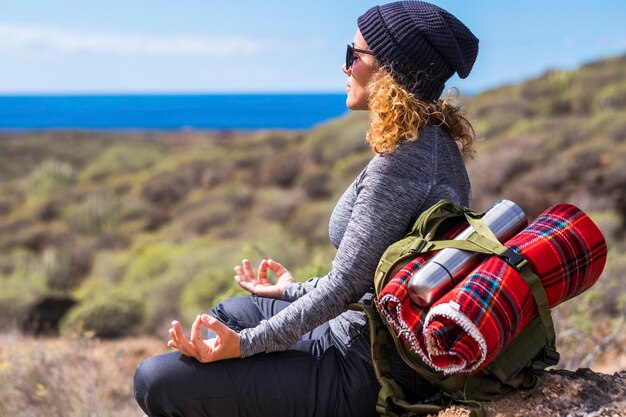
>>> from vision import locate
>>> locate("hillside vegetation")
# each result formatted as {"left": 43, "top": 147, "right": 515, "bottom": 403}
{"left": 0, "top": 54, "right": 625, "bottom": 374}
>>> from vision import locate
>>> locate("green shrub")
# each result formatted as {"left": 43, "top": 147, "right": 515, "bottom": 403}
{"left": 70, "top": 192, "right": 123, "bottom": 236}
{"left": 81, "top": 143, "right": 161, "bottom": 181}
{"left": 41, "top": 248, "right": 72, "bottom": 290}
{"left": 292, "top": 255, "right": 332, "bottom": 282}
{"left": 0, "top": 280, "right": 40, "bottom": 329}
{"left": 121, "top": 241, "right": 183, "bottom": 285}
{"left": 26, "top": 160, "right": 76, "bottom": 197}
{"left": 61, "top": 292, "right": 144, "bottom": 338}
{"left": 42, "top": 243, "right": 94, "bottom": 290}
{"left": 128, "top": 245, "right": 241, "bottom": 333}
{"left": 303, "top": 112, "right": 369, "bottom": 165}
{"left": 179, "top": 267, "right": 238, "bottom": 319}
{"left": 6, "top": 251, "right": 49, "bottom": 292}
{"left": 239, "top": 223, "right": 312, "bottom": 272}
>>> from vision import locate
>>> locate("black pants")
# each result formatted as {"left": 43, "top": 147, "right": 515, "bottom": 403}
{"left": 133, "top": 296, "right": 380, "bottom": 417}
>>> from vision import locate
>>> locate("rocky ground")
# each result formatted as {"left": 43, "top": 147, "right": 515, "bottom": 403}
{"left": 434, "top": 369, "right": 626, "bottom": 417}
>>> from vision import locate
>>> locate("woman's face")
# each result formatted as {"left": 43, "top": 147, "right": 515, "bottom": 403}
{"left": 342, "top": 29, "right": 378, "bottom": 111}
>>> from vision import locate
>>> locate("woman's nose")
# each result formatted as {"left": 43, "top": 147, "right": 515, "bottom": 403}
{"left": 341, "top": 64, "right": 350, "bottom": 75}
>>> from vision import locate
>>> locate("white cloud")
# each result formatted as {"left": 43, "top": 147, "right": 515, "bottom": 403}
{"left": 0, "top": 23, "right": 325, "bottom": 57}
{"left": 562, "top": 34, "right": 626, "bottom": 50}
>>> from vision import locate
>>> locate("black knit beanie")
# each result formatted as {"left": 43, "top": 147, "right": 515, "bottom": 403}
{"left": 357, "top": 1, "right": 479, "bottom": 102}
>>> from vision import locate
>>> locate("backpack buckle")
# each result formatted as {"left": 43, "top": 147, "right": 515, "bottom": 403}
{"left": 409, "top": 239, "right": 427, "bottom": 254}
{"left": 532, "top": 348, "right": 560, "bottom": 376}
{"left": 542, "top": 348, "right": 560, "bottom": 366}
{"left": 500, "top": 248, "right": 527, "bottom": 271}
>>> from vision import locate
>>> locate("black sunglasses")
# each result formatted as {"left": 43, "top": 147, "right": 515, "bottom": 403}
{"left": 346, "top": 43, "right": 374, "bottom": 70}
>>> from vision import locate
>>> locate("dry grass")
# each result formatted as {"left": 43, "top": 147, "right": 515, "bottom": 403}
{"left": 0, "top": 331, "right": 165, "bottom": 417}
{"left": 1, "top": 328, "right": 624, "bottom": 417}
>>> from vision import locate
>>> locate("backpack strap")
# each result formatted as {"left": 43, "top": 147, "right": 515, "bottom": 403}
{"left": 351, "top": 302, "right": 490, "bottom": 417}
{"left": 350, "top": 302, "right": 445, "bottom": 417}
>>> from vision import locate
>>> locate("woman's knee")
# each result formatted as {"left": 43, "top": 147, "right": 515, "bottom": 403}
{"left": 134, "top": 353, "right": 178, "bottom": 414}
{"left": 210, "top": 296, "right": 260, "bottom": 331}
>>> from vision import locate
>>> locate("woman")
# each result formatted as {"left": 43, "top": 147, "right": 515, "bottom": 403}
{"left": 134, "top": 2, "right": 479, "bottom": 416}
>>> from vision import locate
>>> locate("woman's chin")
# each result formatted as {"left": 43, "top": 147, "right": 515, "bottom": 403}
{"left": 345, "top": 97, "right": 367, "bottom": 111}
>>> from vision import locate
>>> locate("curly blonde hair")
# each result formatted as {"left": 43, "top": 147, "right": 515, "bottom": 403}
{"left": 366, "top": 68, "right": 475, "bottom": 157}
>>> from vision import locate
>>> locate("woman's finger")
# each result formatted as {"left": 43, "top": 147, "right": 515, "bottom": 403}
{"left": 242, "top": 259, "right": 255, "bottom": 279}
{"left": 234, "top": 265, "right": 244, "bottom": 279}
{"left": 171, "top": 321, "right": 188, "bottom": 354}
{"left": 267, "top": 259, "right": 287, "bottom": 276}
{"left": 190, "top": 315, "right": 208, "bottom": 360}
{"left": 172, "top": 320, "right": 197, "bottom": 357}
{"left": 257, "top": 259, "right": 270, "bottom": 285}
{"left": 202, "top": 314, "right": 229, "bottom": 339}
{"left": 169, "top": 325, "right": 181, "bottom": 350}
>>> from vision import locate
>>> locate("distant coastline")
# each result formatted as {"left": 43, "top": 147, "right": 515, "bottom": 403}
{"left": 0, "top": 93, "right": 349, "bottom": 131}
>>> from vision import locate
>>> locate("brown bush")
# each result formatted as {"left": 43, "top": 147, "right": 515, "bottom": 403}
{"left": 141, "top": 171, "right": 190, "bottom": 207}
{"left": 113, "top": 182, "right": 131, "bottom": 196}
{"left": 606, "top": 118, "right": 626, "bottom": 143}
{"left": 262, "top": 149, "right": 308, "bottom": 188}
{"left": 34, "top": 199, "right": 62, "bottom": 222}
{"left": 184, "top": 208, "right": 231, "bottom": 235}
{"left": 142, "top": 159, "right": 238, "bottom": 209}
{"left": 562, "top": 143, "right": 606, "bottom": 181}
{"left": 301, "top": 169, "right": 332, "bottom": 200}
{"left": 229, "top": 187, "right": 254, "bottom": 208}
{"left": 288, "top": 202, "right": 333, "bottom": 246}
{"left": 142, "top": 208, "right": 172, "bottom": 232}
{"left": 14, "top": 227, "right": 71, "bottom": 254}
{"left": 96, "top": 231, "right": 131, "bottom": 250}
{"left": 259, "top": 189, "right": 304, "bottom": 224}
{"left": 468, "top": 136, "right": 544, "bottom": 198}
{"left": 200, "top": 161, "right": 233, "bottom": 188}
{"left": 0, "top": 200, "right": 13, "bottom": 216}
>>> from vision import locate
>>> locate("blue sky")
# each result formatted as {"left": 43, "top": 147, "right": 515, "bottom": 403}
{"left": 1, "top": 0, "right": 625, "bottom": 94}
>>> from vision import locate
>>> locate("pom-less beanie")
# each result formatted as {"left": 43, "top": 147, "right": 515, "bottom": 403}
{"left": 357, "top": 1, "right": 479, "bottom": 101}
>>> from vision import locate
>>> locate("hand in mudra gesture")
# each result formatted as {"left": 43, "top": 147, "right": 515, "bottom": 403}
{"left": 234, "top": 259, "right": 295, "bottom": 299}
{"left": 168, "top": 314, "right": 240, "bottom": 363}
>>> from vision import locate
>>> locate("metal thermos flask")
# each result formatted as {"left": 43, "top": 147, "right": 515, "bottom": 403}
{"left": 407, "top": 200, "right": 527, "bottom": 307}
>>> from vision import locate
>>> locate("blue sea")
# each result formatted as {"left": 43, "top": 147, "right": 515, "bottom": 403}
{"left": 0, "top": 94, "right": 349, "bottom": 130}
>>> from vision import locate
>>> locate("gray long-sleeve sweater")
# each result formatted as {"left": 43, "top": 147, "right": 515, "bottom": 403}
{"left": 239, "top": 125, "right": 471, "bottom": 360}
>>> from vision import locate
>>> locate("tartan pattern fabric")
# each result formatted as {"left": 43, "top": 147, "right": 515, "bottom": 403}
{"left": 377, "top": 203, "right": 607, "bottom": 375}
{"left": 376, "top": 222, "right": 468, "bottom": 371}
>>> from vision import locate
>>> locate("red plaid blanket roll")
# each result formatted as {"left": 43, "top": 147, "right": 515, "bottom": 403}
{"left": 378, "top": 203, "right": 607, "bottom": 375}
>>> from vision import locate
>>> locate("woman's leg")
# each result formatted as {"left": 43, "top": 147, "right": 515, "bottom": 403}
{"left": 209, "top": 295, "right": 291, "bottom": 332}
{"left": 134, "top": 345, "right": 379, "bottom": 417}
{"left": 135, "top": 296, "right": 378, "bottom": 416}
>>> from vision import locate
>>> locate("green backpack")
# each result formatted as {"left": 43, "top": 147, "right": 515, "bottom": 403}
{"left": 352, "top": 199, "right": 560, "bottom": 417}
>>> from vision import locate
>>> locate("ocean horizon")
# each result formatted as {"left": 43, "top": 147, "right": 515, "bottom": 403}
{"left": 0, "top": 93, "right": 349, "bottom": 131}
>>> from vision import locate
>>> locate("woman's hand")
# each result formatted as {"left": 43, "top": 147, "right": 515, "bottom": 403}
{"left": 234, "top": 258, "right": 295, "bottom": 299}
{"left": 168, "top": 314, "right": 240, "bottom": 363}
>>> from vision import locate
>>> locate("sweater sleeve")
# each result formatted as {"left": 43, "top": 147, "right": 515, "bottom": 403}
{"left": 282, "top": 276, "right": 325, "bottom": 302}
{"left": 239, "top": 150, "right": 434, "bottom": 357}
